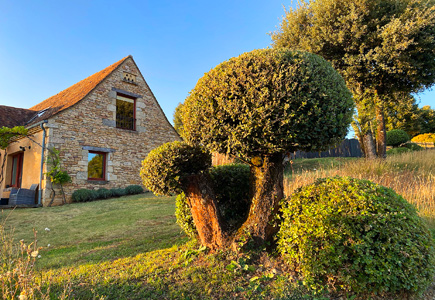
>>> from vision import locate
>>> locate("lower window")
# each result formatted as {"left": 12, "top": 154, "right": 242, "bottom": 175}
{"left": 88, "top": 151, "right": 106, "bottom": 180}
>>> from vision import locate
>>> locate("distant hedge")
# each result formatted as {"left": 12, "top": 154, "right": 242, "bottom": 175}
{"left": 72, "top": 185, "right": 144, "bottom": 203}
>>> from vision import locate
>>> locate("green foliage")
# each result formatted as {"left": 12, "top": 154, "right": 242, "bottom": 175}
{"left": 175, "top": 192, "right": 197, "bottom": 239}
{"left": 277, "top": 176, "right": 435, "bottom": 296}
{"left": 96, "top": 188, "right": 113, "bottom": 199}
{"left": 71, "top": 189, "right": 98, "bottom": 202}
{"left": 210, "top": 164, "right": 251, "bottom": 229}
{"left": 140, "top": 141, "right": 212, "bottom": 196}
{"left": 173, "top": 102, "right": 185, "bottom": 139}
{"left": 272, "top": 0, "right": 435, "bottom": 157}
{"left": 45, "top": 148, "right": 72, "bottom": 185}
{"left": 419, "top": 105, "right": 435, "bottom": 134}
{"left": 402, "top": 142, "right": 424, "bottom": 151}
{"left": 181, "top": 48, "right": 354, "bottom": 159}
{"left": 125, "top": 185, "right": 144, "bottom": 195}
{"left": 110, "top": 188, "right": 126, "bottom": 197}
{"left": 175, "top": 164, "right": 251, "bottom": 238}
{"left": 412, "top": 132, "right": 435, "bottom": 143}
{"left": 385, "top": 93, "right": 421, "bottom": 137}
{"left": 386, "top": 147, "right": 411, "bottom": 155}
{"left": 386, "top": 129, "right": 410, "bottom": 147}
{"left": 0, "top": 126, "right": 28, "bottom": 149}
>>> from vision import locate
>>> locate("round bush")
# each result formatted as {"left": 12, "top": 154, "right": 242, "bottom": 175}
{"left": 110, "top": 188, "right": 126, "bottom": 197}
{"left": 386, "top": 147, "right": 411, "bottom": 155}
{"left": 402, "top": 142, "right": 423, "bottom": 151}
{"left": 175, "top": 164, "right": 251, "bottom": 237}
{"left": 71, "top": 189, "right": 98, "bottom": 202}
{"left": 181, "top": 48, "right": 354, "bottom": 157}
{"left": 96, "top": 188, "right": 113, "bottom": 199}
{"left": 125, "top": 185, "right": 144, "bottom": 195}
{"left": 277, "top": 176, "right": 435, "bottom": 296}
{"left": 140, "top": 141, "right": 211, "bottom": 196}
{"left": 386, "top": 129, "right": 410, "bottom": 147}
{"left": 411, "top": 133, "right": 435, "bottom": 143}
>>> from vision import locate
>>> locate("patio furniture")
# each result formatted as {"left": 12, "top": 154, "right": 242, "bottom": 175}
{"left": 9, "top": 184, "right": 39, "bottom": 206}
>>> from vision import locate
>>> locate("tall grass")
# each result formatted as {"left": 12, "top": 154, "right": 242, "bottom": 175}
{"left": 284, "top": 150, "right": 435, "bottom": 226}
{"left": 0, "top": 213, "right": 71, "bottom": 300}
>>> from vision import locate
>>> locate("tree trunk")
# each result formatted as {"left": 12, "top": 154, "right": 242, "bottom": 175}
{"left": 183, "top": 174, "right": 230, "bottom": 250}
{"left": 363, "top": 131, "right": 377, "bottom": 159}
{"left": 234, "top": 153, "right": 284, "bottom": 248}
{"left": 375, "top": 102, "right": 387, "bottom": 158}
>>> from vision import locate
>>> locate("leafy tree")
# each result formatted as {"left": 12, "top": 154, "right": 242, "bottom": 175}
{"left": 385, "top": 94, "right": 421, "bottom": 137}
{"left": 45, "top": 147, "right": 71, "bottom": 206}
{"left": 173, "top": 102, "right": 185, "bottom": 138}
{"left": 272, "top": 0, "right": 435, "bottom": 158}
{"left": 143, "top": 49, "right": 354, "bottom": 250}
{"left": 418, "top": 105, "right": 435, "bottom": 134}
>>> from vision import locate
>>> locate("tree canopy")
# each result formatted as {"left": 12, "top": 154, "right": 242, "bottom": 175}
{"left": 182, "top": 48, "right": 354, "bottom": 160}
{"left": 272, "top": 0, "right": 435, "bottom": 157}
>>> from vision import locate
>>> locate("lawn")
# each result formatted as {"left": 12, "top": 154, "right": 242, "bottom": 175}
{"left": 1, "top": 150, "right": 435, "bottom": 299}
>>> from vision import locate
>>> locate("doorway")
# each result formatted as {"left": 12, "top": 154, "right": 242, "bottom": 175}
{"left": 10, "top": 152, "right": 23, "bottom": 188}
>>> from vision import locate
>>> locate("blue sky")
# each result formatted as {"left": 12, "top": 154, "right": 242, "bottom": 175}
{"left": 1, "top": 0, "right": 434, "bottom": 127}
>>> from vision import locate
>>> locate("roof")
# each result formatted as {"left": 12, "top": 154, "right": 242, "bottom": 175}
{"left": 0, "top": 105, "right": 37, "bottom": 128}
{"left": 25, "top": 55, "right": 130, "bottom": 125}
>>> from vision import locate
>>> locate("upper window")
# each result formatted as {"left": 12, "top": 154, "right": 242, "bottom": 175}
{"left": 116, "top": 94, "right": 136, "bottom": 130}
{"left": 88, "top": 151, "right": 106, "bottom": 180}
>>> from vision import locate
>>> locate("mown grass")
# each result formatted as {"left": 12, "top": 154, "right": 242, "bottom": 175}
{"left": 1, "top": 193, "right": 187, "bottom": 270}
{"left": 2, "top": 150, "right": 435, "bottom": 299}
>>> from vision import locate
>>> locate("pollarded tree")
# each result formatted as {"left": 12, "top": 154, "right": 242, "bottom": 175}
{"left": 272, "top": 0, "right": 435, "bottom": 158}
{"left": 165, "top": 48, "right": 353, "bottom": 249}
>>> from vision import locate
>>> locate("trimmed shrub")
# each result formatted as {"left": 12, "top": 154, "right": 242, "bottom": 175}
{"left": 71, "top": 189, "right": 98, "bottom": 202}
{"left": 210, "top": 164, "right": 250, "bottom": 229}
{"left": 277, "top": 176, "right": 435, "bottom": 297}
{"left": 402, "top": 142, "right": 424, "bottom": 151}
{"left": 110, "top": 188, "right": 126, "bottom": 197}
{"left": 175, "top": 163, "right": 251, "bottom": 237}
{"left": 411, "top": 133, "right": 435, "bottom": 143}
{"left": 140, "top": 141, "right": 211, "bottom": 196}
{"left": 125, "top": 185, "right": 144, "bottom": 195}
{"left": 386, "top": 129, "right": 410, "bottom": 147}
{"left": 96, "top": 188, "right": 112, "bottom": 199}
{"left": 175, "top": 192, "right": 197, "bottom": 239}
{"left": 386, "top": 147, "right": 411, "bottom": 155}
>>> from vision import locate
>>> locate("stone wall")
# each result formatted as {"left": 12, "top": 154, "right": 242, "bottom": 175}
{"left": 43, "top": 57, "right": 180, "bottom": 205}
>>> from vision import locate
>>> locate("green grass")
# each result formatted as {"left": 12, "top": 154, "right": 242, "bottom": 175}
{"left": 1, "top": 193, "right": 187, "bottom": 270}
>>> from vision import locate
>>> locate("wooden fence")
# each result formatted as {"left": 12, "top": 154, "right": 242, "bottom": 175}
{"left": 212, "top": 139, "right": 362, "bottom": 166}
{"left": 289, "top": 139, "right": 362, "bottom": 160}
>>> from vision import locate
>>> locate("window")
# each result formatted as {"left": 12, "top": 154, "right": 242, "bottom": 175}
{"left": 88, "top": 151, "right": 106, "bottom": 180}
{"left": 10, "top": 153, "right": 24, "bottom": 187}
{"left": 116, "top": 94, "right": 136, "bottom": 130}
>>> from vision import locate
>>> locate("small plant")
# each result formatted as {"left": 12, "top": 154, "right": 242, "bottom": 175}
{"left": 402, "top": 142, "right": 424, "bottom": 151}
{"left": 96, "top": 188, "right": 113, "bottom": 199}
{"left": 386, "top": 147, "right": 411, "bottom": 155}
{"left": 125, "top": 185, "right": 144, "bottom": 195}
{"left": 110, "top": 188, "right": 126, "bottom": 197}
{"left": 72, "top": 189, "right": 98, "bottom": 202}
{"left": 45, "top": 147, "right": 72, "bottom": 206}
{"left": 277, "top": 176, "right": 435, "bottom": 297}
{"left": 175, "top": 192, "right": 197, "bottom": 239}
{"left": 386, "top": 129, "right": 410, "bottom": 147}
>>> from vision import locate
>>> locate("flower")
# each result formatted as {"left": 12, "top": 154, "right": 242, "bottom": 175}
{"left": 31, "top": 251, "right": 39, "bottom": 258}
{"left": 47, "top": 244, "right": 51, "bottom": 247}
{"left": 45, "top": 227, "right": 50, "bottom": 232}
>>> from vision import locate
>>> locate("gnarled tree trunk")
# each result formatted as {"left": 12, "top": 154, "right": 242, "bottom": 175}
{"left": 363, "top": 131, "right": 377, "bottom": 159}
{"left": 182, "top": 153, "right": 284, "bottom": 251}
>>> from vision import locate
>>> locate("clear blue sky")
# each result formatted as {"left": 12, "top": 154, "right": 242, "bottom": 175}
{"left": 1, "top": 0, "right": 434, "bottom": 126}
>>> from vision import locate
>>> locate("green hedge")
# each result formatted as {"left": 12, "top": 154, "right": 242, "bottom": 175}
{"left": 72, "top": 185, "right": 144, "bottom": 203}
{"left": 277, "top": 176, "right": 435, "bottom": 297}
{"left": 386, "top": 129, "right": 410, "bottom": 147}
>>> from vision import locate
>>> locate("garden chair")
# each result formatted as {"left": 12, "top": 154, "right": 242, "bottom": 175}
{"left": 9, "top": 184, "right": 38, "bottom": 206}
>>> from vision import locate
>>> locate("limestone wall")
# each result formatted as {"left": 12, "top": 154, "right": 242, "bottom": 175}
{"left": 43, "top": 57, "right": 180, "bottom": 206}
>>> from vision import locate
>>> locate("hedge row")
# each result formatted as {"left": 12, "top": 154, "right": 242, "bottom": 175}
{"left": 72, "top": 185, "right": 144, "bottom": 202}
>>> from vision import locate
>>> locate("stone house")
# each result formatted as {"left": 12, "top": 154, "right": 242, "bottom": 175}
{"left": 0, "top": 55, "right": 180, "bottom": 206}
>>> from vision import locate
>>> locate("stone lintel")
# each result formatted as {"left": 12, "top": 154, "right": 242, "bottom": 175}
{"left": 82, "top": 146, "right": 116, "bottom": 153}
{"left": 111, "top": 88, "right": 142, "bottom": 99}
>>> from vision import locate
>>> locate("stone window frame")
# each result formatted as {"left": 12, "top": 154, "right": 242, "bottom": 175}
{"left": 82, "top": 146, "right": 115, "bottom": 184}
{"left": 116, "top": 94, "right": 137, "bottom": 131}
{"left": 87, "top": 151, "right": 107, "bottom": 181}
